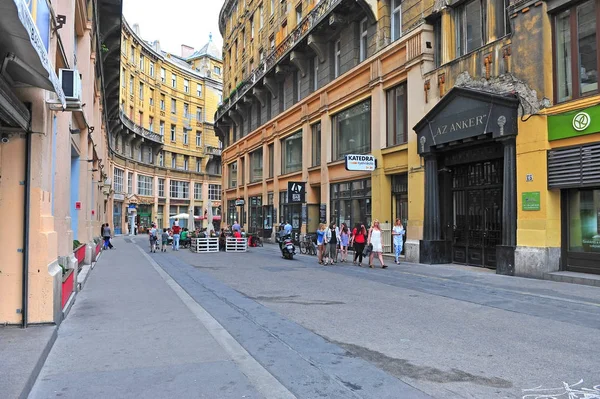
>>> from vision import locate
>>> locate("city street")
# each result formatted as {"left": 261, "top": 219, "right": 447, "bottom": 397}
{"left": 30, "top": 237, "right": 600, "bottom": 399}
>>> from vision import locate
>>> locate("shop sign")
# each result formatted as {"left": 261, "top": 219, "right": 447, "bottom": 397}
{"left": 548, "top": 104, "right": 600, "bottom": 141}
{"left": 287, "top": 182, "right": 306, "bottom": 203}
{"left": 235, "top": 198, "right": 245, "bottom": 206}
{"left": 522, "top": 192, "right": 541, "bottom": 211}
{"left": 128, "top": 204, "right": 136, "bottom": 209}
{"left": 113, "top": 193, "right": 125, "bottom": 201}
{"left": 75, "top": 201, "right": 81, "bottom": 210}
{"left": 319, "top": 204, "right": 327, "bottom": 223}
{"left": 345, "top": 154, "right": 376, "bottom": 172}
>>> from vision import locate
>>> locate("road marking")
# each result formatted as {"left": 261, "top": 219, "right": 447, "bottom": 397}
{"left": 136, "top": 245, "right": 297, "bottom": 399}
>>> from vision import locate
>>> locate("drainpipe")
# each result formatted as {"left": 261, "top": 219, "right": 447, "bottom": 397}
{"left": 22, "top": 124, "right": 32, "bottom": 328}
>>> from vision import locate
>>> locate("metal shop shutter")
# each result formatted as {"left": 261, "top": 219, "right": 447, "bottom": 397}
{"left": 548, "top": 143, "right": 600, "bottom": 188}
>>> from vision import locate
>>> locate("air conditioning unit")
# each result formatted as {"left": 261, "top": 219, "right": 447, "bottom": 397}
{"left": 59, "top": 69, "right": 82, "bottom": 101}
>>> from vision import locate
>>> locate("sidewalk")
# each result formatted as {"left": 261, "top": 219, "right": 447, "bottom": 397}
{"left": 27, "top": 237, "right": 268, "bottom": 399}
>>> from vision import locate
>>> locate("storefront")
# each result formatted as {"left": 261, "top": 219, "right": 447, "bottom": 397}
{"left": 262, "top": 193, "right": 275, "bottom": 238}
{"left": 227, "top": 199, "right": 239, "bottom": 227}
{"left": 113, "top": 197, "right": 124, "bottom": 234}
{"left": 330, "top": 178, "right": 372, "bottom": 229}
{"left": 547, "top": 106, "right": 600, "bottom": 274}
{"left": 279, "top": 191, "right": 301, "bottom": 235}
{"left": 137, "top": 204, "right": 153, "bottom": 233}
{"left": 414, "top": 87, "right": 519, "bottom": 274}
{"left": 248, "top": 196, "right": 263, "bottom": 235}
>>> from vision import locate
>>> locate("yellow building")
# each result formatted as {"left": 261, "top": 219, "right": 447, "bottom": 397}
{"left": 110, "top": 21, "right": 224, "bottom": 234}
{"left": 216, "top": 0, "right": 600, "bottom": 280}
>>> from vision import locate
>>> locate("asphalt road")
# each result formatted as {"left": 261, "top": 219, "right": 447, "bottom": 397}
{"left": 158, "top": 243, "right": 600, "bottom": 399}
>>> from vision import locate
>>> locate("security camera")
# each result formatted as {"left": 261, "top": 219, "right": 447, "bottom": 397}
{"left": 1, "top": 134, "right": 9, "bottom": 144}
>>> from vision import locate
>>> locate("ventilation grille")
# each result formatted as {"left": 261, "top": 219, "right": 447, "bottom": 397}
{"left": 548, "top": 143, "right": 600, "bottom": 188}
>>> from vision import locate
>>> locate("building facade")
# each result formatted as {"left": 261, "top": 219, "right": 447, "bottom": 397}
{"left": 0, "top": 0, "right": 121, "bottom": 325}
{"left": 216, "top": 0, "right": 600, "bottom": 278}
{"left": 109, "top": 21, "right": 224, "bottom": 234}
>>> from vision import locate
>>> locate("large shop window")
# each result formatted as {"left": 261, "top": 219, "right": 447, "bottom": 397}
{"left": 386, "top": 83, "right": 408, "bottom": 147}
{"left": 332, "top": 100, "right": 371, "bottom": 161}
{"left": 279, "top": 191, "right": 301, "bottom": 232}
{"left": 554, "top": 0, "right": 598, "bottom": 102}
{"left": 311, "top": 123, "right": 321, "bottom": 167}
{"left": 456, "top": 0, "right": 484, "bottom": 56}
{"left": 169, "top": 180, "right": 189, "bottom": 199}
{"left": 330, "top": 179, "right": 372, "bottom": 229}
{"left": 566, "top": 189, "right": 600, "bottom": 274}
{"left": 249, "top": 196, "right": 263, "bottom": 234}
{"left": 229, "top": 161, "right": 238, "bottom": 188}
{"left": 250, "top": 148, "right": 263, "bottom": 183}
{"left": 137, "top": 174, "right": 153, "bottom": 196}
{"left": 281, "top": 131, "right": 303, "bottom": 174}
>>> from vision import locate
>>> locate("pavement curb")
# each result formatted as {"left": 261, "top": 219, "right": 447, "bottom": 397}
{"left": 18, "top": 326, "right": 58, "bottom": 399}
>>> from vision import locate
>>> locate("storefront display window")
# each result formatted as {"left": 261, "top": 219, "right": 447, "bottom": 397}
{"left": 228, "top": 199, "right": 238, "bottom": 227}
{"left": 279, "top": 191, "right": 301, "bottom": 234}
{"left": 568, "top": 189, "right": 600, "bottom": 253}
{"left": 330, "top": 179, "right": 371, "bottom": 229}
{"left": 249, "top": 196, "right": 263, "bottom": 234}
{"left": 137, "top": 204, "right": 152, "bottom": 233}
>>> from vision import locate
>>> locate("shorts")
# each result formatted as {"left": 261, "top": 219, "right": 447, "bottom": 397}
{"left": 162, "top": 240, "right": 168, "bottom": 245}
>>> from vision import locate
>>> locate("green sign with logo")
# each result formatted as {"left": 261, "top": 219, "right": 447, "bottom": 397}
{"left": 522, "top": 192, "right": 541, "bottom": 211}
{"left": 548, "top": 104, "right": 600, "bottom": 141}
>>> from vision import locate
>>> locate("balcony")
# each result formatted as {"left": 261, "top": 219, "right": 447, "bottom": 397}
{"left": 205, "top": 146, "right": 222, "bottom": 156}
{"left": 119, "top": 109, "right": 164, "bottom": 144}
{"left": 216, "top": 0, "right": 344, "bottom": 121}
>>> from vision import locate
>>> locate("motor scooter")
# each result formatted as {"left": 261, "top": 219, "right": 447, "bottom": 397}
{"left": 277, "top": 232, "right": 295, "bottom": 259}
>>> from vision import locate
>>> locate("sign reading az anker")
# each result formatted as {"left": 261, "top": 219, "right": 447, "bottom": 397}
{"left": 287, "top": 182, "right": 305, "bottom": 203}
{"left": 345, "top": 154, "right": 376, "bottom": 171}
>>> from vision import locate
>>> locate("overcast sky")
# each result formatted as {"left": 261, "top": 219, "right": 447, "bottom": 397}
{"left": 123, "top": 0, "right": 224, "bottom": 57}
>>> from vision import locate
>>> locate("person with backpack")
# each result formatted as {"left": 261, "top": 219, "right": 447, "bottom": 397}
{"left": 351, "top": 224, "right": 367, "bottom": 267}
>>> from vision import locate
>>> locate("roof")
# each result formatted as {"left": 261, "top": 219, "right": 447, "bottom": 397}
{"left": 188, "top": 35, "right": 222, "bottom": 61}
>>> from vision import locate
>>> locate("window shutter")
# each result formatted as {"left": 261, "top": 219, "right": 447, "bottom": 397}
{"left": 548, "top": 143, "right": 600, "bottom": 188}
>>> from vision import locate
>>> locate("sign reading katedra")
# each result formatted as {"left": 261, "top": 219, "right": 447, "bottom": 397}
{"left": 345, "top": 154, "right": 376, "bottom": 171}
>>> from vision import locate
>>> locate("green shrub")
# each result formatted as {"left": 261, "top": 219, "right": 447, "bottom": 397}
{"left": 73, "top": 240, "right": 82, "bottom": 250}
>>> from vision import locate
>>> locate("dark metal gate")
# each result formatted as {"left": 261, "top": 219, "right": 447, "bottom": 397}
{"left": 452, "top": 160, "right": 503, "bottom": 268}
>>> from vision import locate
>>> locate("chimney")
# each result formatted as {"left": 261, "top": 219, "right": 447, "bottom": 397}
{"left": 181, "top": 44, "right": 195, "bottom": 58}
{"left": 153, "top": 40, "right": 161, "bottom": 52}
{"left": 133, "top": 23, "right": 140, "bottom": 36}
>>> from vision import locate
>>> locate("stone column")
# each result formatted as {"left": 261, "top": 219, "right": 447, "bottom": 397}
{"left": 497, "top": 137, "right": 517, "bottom": 275}
{"left": 419, "top": 154, "right": 449, "bottom": 263}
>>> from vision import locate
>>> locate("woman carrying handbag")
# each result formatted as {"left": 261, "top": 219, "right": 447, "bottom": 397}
{"left": 351, "top": 224, "right": 367, "bottom": 267}
{"left": 367, "top": 220, "right": 387, "bottom": 268}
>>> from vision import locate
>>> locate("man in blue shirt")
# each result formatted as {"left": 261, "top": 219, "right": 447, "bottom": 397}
{"left": 232, "top": 221, "right": 241, "bottom": 232}
{"left": 284, "top": 221, "right": 292, "bottom": 236}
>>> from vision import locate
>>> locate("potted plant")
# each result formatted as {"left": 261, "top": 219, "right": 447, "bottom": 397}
{"left": 60, "top": 262, "right": 74, "bottom": 309}
{"left": 73, "top": 240, "right": 86, "bottom": 265}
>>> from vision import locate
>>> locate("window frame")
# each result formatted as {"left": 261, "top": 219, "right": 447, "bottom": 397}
{"left": 386, "top": 82, "right": 408, "bottom": 147}
{"left": 331, "top": 99, "right": 372, "bottom": 161}
{"left": 169, "top": 180, "right": 190, "bottom": 199}
{"left": 334, "top": 39, "right": 341, "bottom": 78}
{"left": 229, "top": 161, "right": 238, "bottom": 188}
{"left": 170, "top": 124, "right": 176, "bottom": 142}
{"left": 113, "top": 168, "right": 124, "bottom": 193}
{"left": 250, "top": 148, "right": 264, "bottom": 183}
{"left": 158, "top": 178, "right": 165, "bottom": 197}
{"left": 194, "top": 183, "right": 203, "bottom": 200}
{"left": 196, "top": 131, "right": 202, "bottom": 147}
{"left": 137, "top": 174, "right": 153, "bottom": 196}
{"left": 391, "top": 0, "right": 402, "bottom": 42}
{"left": 281, "top": 131, "right": 303, "bottom": 175}
{"left": 455, "top": 0, "right": 485, "bottom": 57}
{"left": 311, "top": 122, "right": 321, "bottom": 167}
{"left": 360, "top": 18, "right": 368, "bottom": 62}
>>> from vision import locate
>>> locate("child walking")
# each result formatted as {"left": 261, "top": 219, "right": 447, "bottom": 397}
{"left": 161, "top": 228, "right": 169, "bottom": 252}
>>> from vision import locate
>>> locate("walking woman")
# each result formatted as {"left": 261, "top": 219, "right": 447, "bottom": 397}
{"left": 351, "top": 224, "right": 367, "bottom": 267}
{"left": 316, "top": 223, "right": 327, "bottom": 264}
{"left": 339, "top": 223, "right": 349, "bottom": 262}
{"left": 367, "top": 219, "right": 386, "bottom": 268}
{"left": 392, "top": 218, "right": 405, "bottom": 264}
{"left": 328, "top": 223, "right": 338, "bottom": 264}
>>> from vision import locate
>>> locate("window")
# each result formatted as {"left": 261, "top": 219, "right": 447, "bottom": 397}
{"left": 159, "top": 151, "right": 164, "bottom": 167}
{"left": 360, "top": 18, "right": 368, "bottom": 62}
{"left": 332, "top": 100, "right": 371, "bottom": 160}
{"left": 138, "top": 111, "right": 143, "bottom": 126}
{"left": 171, "top": 153, "right": 177, "bottom": 168}
{"left": 158, "top": 178, "right": 165, "bottom": 197}
{"left": 268, "top": 143, "right": 274, "bottom": 178}
{"left": 386, "top": 83, "right": 408, "bottom": 146}
{"left": 196, "top": 107, "right": 203, "bottom": 121}
{"left": 139, "top": 54, "right": 145, "bottom": 71}
{"left": 334, "top": 40, "right": 341, "bottom": 78}
{"left": 391, "top": 0, "right": 402, "bottom": 42}
{"left": 295, "top": 4, "right": 302, "bottom": 24}
{"left": 171, "top": 73, "right": 177, "bottom": 88}
{"left": 250, "top": 17, "right": 255, "bottom": 40}
{"left": 149, "top": 116, "right": 154, "bottom": 132}
{"left": 259, "top": 4, "right": 264, "bottom": 28}
{"left": 139, "top": 82, "right": 144, "bottom": 99}
{"left": 171, "top": 99, "right": 176, "bottom": 114}
{"left": 240, "top": 158, "right": 245, "bottom": 185}
{"left": 160, "top": 94, "right": 165, "bottom": 110}
{"left": 148, "top": 147, "right": 154, "bottom": 164}
{"left": 160, "top": 68, "right": 166, "bottom": 83}
{"left": 130, "top": 45, "right": 134, "bottom": 62}
{"left": 184, "top": 79, "right": 189, "bottom": 93}
{"left": 554, "top": 1, "right": 599, "bottom": 102}
{"left": 196, "top": 158, "right": 202, "bottom": 173}
{"left": 294, "top": 71, "right": 301, "bottom": 103}
{"left": 184, "top": 156, "right": 189, "bottom": 170}
{"left": 194, "top": 183, "right": 202, "bottom": 200}
{"left": 184, "top": 103, "right": 189, "bottom": 118}
{"left": 121, "top": 68, "right": 126, "bottom": 87}
{"left": 270, "top": 35, "right": 275, "bottom": 50}
{"left": 250, "top": 148, "right": 263, "bottom": 182}
{"left": 312, "top": 56, "right": 319, "bottom": 91}
{"left": 311, "top": 123, "right": 321, "bottom": 166}
{"left": 434, "top": 17, "right": 442, "bottom": 67}
{"left": 196, "top": 131, "right": 202, "bottom": 146}
{"left": 197, "top": 84, "right": 202, "bottom": 97}
{"left": 137, "top": 174, "right": 153, "bottom": 196}
{"left": 229, "top": 161, "right": 238, "bottom": 188}
{"left": 242, "top": 28, "right": 246, "bottom": 48}
{"left": 127, "top": 172, "right": 133, "bottom": 194}
{"left": 183, "top": 128, "right": 189, "bottom": 145}
{"left": 208, "top": 184, "right": 222, "bottom": 200}
{"left": 129, "top": 75, "right": 134, "bottom": 94}
{"left": 494, "top": 0, "right": 511, "bottom": 38}
{"left": 170, "top": 180, "right": 189, "bottom": 199}
{"left": 159, "top": 121, "right": 165, "bottom": 135}
{"left": 170, "top": 124, "right": 176, "bottom": 142}
{"left": 214, "top": 66, "right": 221, "bottom": 75}
{"left": 270, "top": 0, "right": 275, "bottom": 15}
{"left": 149, "top": 88, "right": 154, "bottom": 106}
{"left": 281, "top": 131, "right": 302, "bottom": 174}
{"left": 149, "top": 62, "right": 155, "bottom": 77}
{"left": 259, "top": 49, "right": 264, "bottom": 62}
{"left": 113, "top": 168, "right": 124, "bottom": 193}
{"left": 456, "top": 0, "right": 484, "bottom": 56}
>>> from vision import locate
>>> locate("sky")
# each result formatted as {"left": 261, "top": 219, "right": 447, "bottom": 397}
{"left": 123, "top": 0, "right": 224, "bottom": 57}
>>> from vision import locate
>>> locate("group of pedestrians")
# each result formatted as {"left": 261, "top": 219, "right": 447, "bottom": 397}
{"left": 315, "top": 219, "right": 405, "bottom": 268}
{"left": 148, "top": 219, "right": 189, "bottom": 253}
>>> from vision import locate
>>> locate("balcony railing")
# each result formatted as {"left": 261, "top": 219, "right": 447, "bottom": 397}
{"left": 205, "top": 146, "right": 222, "bottom": 156}
{"left": 216, "top": 0, "right": 342, "bottom": 120}
{"left": 120, "top": 109, "right": 164, "bottom": 144}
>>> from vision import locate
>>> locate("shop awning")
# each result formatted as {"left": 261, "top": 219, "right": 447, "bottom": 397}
{"left": 0, "top": 0, "right": 66, "bottom": 107}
